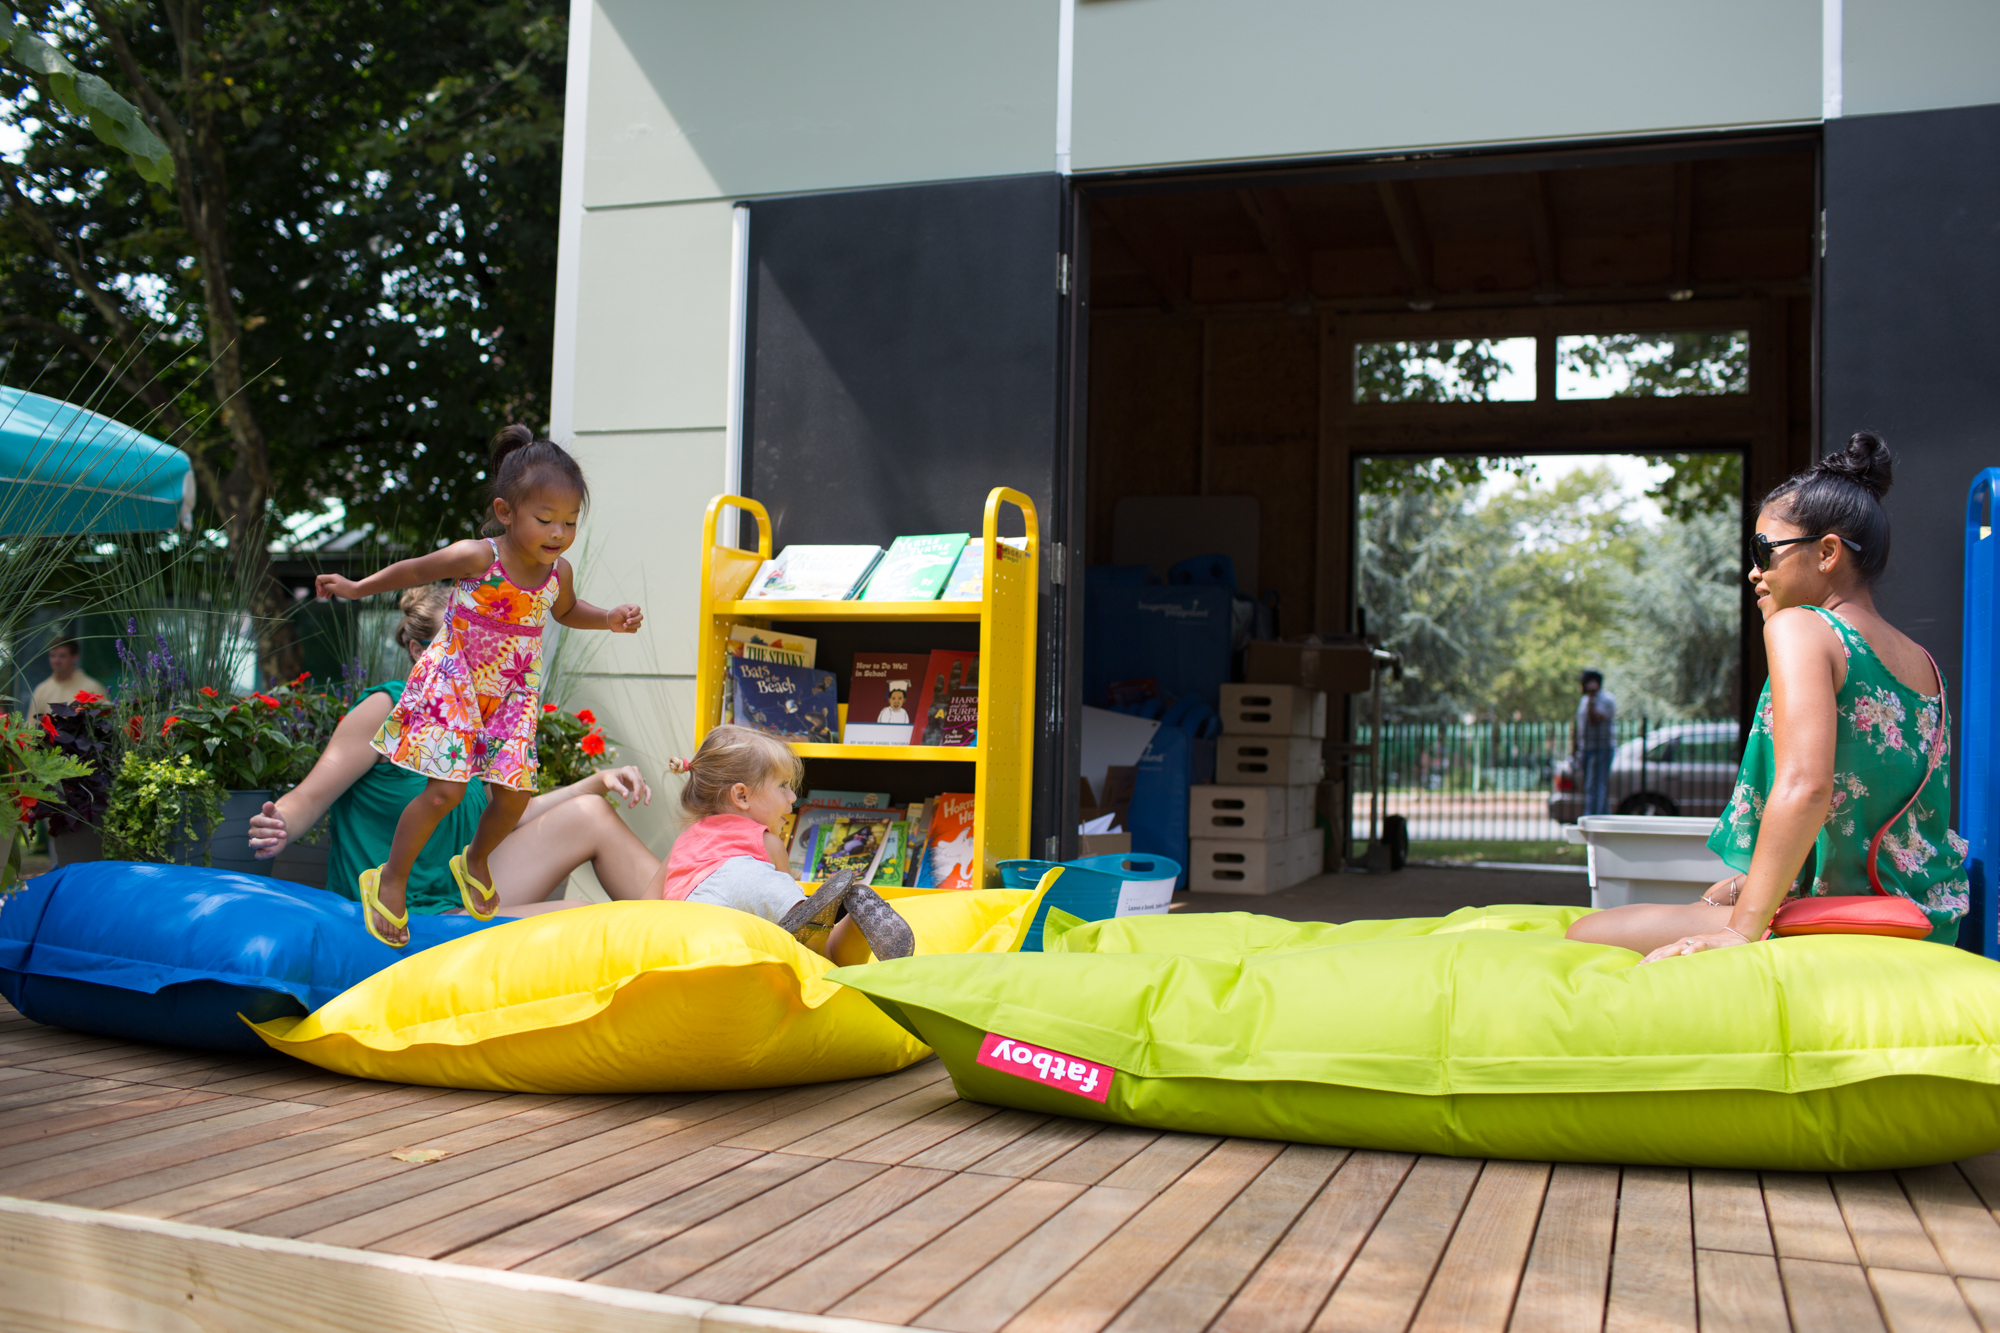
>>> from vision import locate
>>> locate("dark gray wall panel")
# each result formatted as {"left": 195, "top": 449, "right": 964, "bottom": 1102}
{"left": 1824, "top": 102, "right": 2000, "bottom": 819}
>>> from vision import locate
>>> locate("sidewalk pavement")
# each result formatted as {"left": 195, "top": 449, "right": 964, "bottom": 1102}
{"left": 1178, "top": 862, "right": 1591, "bottom": 924}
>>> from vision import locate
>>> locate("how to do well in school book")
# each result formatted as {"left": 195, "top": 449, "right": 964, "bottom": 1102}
{"left": 845, "top": 653, "right": 929, "bottom": 745}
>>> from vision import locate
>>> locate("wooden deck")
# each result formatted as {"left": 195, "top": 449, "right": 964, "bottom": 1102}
{"left": 2, "top": 997, "right": 1999, "bottom": 1332}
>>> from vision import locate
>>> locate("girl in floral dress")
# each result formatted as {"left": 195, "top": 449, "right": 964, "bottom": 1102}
{"left": 1569, "top": 432, "right": 1967, "bottom": 959}
{"left": 315, "top": 425, "right": 644, "bottom": 946}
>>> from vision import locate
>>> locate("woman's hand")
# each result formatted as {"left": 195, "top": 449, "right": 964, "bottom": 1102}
{"left": 248, "top": 800, "right": 289, "bottom": 858}
{"left": 594, "top": 766, "right": 651, "bottom": 808}
{"left": 1640, "top": 927, "right": 1753, "bottom": 964}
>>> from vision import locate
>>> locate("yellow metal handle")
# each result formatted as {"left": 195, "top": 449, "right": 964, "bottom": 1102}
{"left": 702, "top": 493, "right": 773, "bottom": 561}
{"left": 983, "top": 486, "right": 1038, "bottom": 558}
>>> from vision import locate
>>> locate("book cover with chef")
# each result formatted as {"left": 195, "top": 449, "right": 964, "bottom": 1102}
{"left": 845, "top": 653, "right": 928, "bottom": 745}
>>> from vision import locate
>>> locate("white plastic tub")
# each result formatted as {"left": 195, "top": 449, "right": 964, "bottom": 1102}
{"left": 1563, "top": 815, "right": 1730, "bottom": 909}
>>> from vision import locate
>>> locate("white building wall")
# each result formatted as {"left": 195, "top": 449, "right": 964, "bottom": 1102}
{"left": 1844, "top": 0, "right": 2000, "bottom": 117}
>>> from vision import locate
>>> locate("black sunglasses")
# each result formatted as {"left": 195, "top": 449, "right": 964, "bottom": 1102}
{"left": 1749, "top": 532, "right": 1862, "bottom": 571}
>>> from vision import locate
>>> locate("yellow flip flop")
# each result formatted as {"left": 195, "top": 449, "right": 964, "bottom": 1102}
{"left": 450, "top": 849, "right": 500, "bottom": 920}
{"left": 358, "top": 866, "right": 410, "bottom": 948}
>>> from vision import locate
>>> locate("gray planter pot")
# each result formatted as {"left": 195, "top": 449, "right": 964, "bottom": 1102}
{"left": 49, "top": 829, "right": 103, "bottom": 865}
{"left": 172, "top": 789, "right": 275, "bottom": 876}
{"left": 270, "top": 838, "right": 331, "bottom": 891}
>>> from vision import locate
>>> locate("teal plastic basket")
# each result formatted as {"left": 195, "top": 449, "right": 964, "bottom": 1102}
{"left": 998, "top": 853, "right": 1182, "bottom": 951}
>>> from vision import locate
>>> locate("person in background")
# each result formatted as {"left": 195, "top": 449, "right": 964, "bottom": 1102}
{"left": 1575, "top": 669, "right": 1617, "bottom": 816}
{"left": 29, "top": 638, "right": 104, "bottom": 717}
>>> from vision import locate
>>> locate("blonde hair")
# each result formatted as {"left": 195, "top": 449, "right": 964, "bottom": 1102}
{"left": 394, "top": 585, "right": 450, "bottom": 655}
{"left": 670, "top": 725, "right": 803, "bottom": 819}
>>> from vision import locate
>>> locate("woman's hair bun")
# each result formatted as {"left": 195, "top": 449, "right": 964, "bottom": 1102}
{"left": 1815, "top": 430, "right": 1894, "bottom": 500}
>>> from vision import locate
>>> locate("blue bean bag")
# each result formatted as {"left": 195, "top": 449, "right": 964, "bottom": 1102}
{"left": 0, "top": 862, "right": 503, "bottom": 1053}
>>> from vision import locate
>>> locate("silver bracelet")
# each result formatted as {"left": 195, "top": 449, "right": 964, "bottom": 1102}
{"left": 1720, "top": 923, "right": 1753, "bottom": 943}
{"left": 1703, "top": 875, "right": 1745, "bottom": 908}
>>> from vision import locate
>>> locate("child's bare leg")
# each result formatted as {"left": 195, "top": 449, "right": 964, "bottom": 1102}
{"left": 465, "top": 782, "right": 534, "bottom": 887}
{"left": 378, "top": 779, "right": 467, "bottom": 942}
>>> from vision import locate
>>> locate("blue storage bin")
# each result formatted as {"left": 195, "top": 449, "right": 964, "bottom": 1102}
{"left": 1962, "top": 468, "right": 2000, "bottom": 959}
{"left": 998, "top": 853, "right": 1182, "bottom": 951}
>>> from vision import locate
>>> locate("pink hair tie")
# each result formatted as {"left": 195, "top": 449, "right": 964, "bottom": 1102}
{"left": 666, "top": 756, "right": 694, "bottom": 775}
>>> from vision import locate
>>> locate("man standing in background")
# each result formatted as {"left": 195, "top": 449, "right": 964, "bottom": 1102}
{"left": 29, "top": 638, "right": 104, "bottom": 717}
{"left": 1575, "top": 669, "right": 1617, "bottom": 817}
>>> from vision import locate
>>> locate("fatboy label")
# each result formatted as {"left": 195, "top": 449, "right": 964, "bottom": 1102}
{"left": 976, "top": 1033, "right": 1113, "bottom": 1104}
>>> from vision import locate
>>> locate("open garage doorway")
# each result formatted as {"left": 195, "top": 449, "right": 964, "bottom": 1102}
{"left": 1074, "top": 133, "right": 1816, "bottom": 868}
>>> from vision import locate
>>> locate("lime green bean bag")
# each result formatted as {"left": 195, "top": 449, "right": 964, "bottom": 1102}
{"left": 828, "top": 905, "right": 2000, "bottom": 1170}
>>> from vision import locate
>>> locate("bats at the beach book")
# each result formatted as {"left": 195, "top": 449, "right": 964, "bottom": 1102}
{"left": 728, "top": 658, "right": 838, "bottom": 744}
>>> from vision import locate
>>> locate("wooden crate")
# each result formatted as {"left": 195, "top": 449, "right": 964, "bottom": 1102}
{"left": 1188, "top": 830, "right": 1323, "bottom": 894}
{"left": 1216, "top": 736, "right": 1325, "bottom": 786}
{"left": 1189, "top": 784, "right": 1316, "bottom": 840}
{"left": 1219, "top": 684, "right": 1327, "bottom": 738}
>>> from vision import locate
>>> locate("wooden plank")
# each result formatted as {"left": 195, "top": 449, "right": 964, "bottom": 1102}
{"left": 1034, "top": 1125, "right": 1160, "bottom": 1186}
{"left": 518, "top": 1151, "right": 823, "bottom": 1281}
{"left": 1009, "top": 1138, "right": 1284, "bottom": 1333}
{"left": 588, "top": 1156, "right": 889, "bottom": 1293}
{"left": 1958, "top": 1276, "right": 2000, "bottom": 1330}
{"left": 1509, "top": 1163, "right": 1618, "bottom": 1333}
{"left": 1104, "top": 1144, "right": 1348, "bottom": 1333}
{"left": 967, "top": 1117, "right": 1102, "bottom": 1178}
{"left": 840, "top": 1099, "right": 1001, "bottom": 1165}
{"left": 1869, "top": 1266, "right": 1982, "bottom": 1333}
{"left": 913, "top": 1184, "right": 1154, "bottom": 1333}
{"left": 0, "top": 1072, "right": 130, "bottom": 1114}
{"left": 1902, "top": 1168, "right": 2000, "bottom": 1279}
{"left": 1695, "top": 1169, "right": 1775, "bottom": 1256}
{"left": 767, "top": 1083, "right": 962, "bottom": 1160}
{"left": 747, "top": 1172, "right": 1017, "bottom": 1315}
{"left": 1211, "top": 1151, "right": 1414, "bottom": 1333}
{"left": 1409, "top": 1158, "right": 1551, "bottom": 1333}
{"left": 1604, "top": 1168, "right": 1696, "bottom": 1333}
{"left": 1098, "top": 1132, "right": 1220, "bottom": 1195}
{"left": 1835, "top": 1172, "right": 1950, "bottom": 1274}
{"left": 1312, "top": 1155, "right": 1484, "bottom": 1333}
{"left": 827, "top": 1179, "right": 1086, "bottom": 1325}
{"left": 669, "top": 1165, "right": 952, "bottom": 1302}
{"left": 1959, "top": 1155, "right": 2000, "bottom": 1218}
{"left": 719, "top": 1062, "right": 947, "bottom": 1153}
{"left": 900, "top": 1109, "right": 1047, "bottom": 1172}
{"left": 0, "top": 1097, "right": 318, "bottom": 1194}
{"left": 1764, "top": 1171, "right": 1860, "bottom": 1264}
{"left": 444, "top": 1143, "right": 762, "bottom": 1270}
{"left": 0, "top": 1082, "right": 220, "bottom": 1147}
{"left": 1695, "top": 1249, "right": 1790, "bottom": 1333}
{"left": 1780, "top": 1256, "right": 1887, "bottom": 1332}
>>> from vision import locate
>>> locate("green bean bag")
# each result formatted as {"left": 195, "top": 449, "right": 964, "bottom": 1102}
{"left": 828, "top": 905, "right": 2000, "bottom": 1170}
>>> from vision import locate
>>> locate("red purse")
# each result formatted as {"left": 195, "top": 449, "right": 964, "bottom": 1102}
{"left": 1768, "top": 647, "right": 1940, "bottom": 941}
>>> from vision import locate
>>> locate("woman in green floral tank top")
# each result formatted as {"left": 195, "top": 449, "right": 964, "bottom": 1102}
{"left": 1569, "top": 433, "right": 1967, "bottom": 960}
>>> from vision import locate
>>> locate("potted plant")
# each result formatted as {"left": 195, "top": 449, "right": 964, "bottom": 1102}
{"left": 0, "top": 712, "right": 93, "bottom": 894}
{"left": 102, "top": 753, "right": 224, "bottom": 867}
{"left": 535, "top": 704, "right": 619, "bottom": 793}
{"left": 29, "top": 693, "right": 116, "bottom": 865}
{"left": 154, "top": 686, "right": 320, "bottom": 875}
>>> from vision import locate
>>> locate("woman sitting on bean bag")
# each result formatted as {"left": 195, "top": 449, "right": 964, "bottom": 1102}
{"left": 1569, "top": 431, "right": 1968, "bottom": 960}
{"left": 247, "top": 586, "right": 662, "bottom": 916}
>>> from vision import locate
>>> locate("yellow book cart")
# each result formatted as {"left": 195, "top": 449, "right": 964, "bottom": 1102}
{"left": 694, "top": 487, "right": 1040, "bottom": 888}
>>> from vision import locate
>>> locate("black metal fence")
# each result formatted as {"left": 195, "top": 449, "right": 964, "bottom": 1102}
{"left": 1350, "top": 716, "right": 1741, "bottom": 845}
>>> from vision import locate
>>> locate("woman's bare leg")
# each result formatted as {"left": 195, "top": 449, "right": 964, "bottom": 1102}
{"left": 1566, "top": 902, "right": 1738, "bottom": 953}
{"left": 479, "top": 793, "right": 662, "bottom": 911}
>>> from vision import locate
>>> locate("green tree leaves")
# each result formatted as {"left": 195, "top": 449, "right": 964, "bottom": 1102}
{"left": 5, "top": 25, "right": 171, "bottom": 183}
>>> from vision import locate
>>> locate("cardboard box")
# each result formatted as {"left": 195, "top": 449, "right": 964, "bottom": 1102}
{"left": 1188, "top": 830, "right": 1323, "bottom": 894}
{"left": 1189, "top": 784, "right": 1316, "bottom": 840}
{"left": 1077, "top": 832, "right": 1133, "bottom": 858}
{"left": 1216, "top": 736, "right": 1325, "bottom": 786}
{"left": 1220, "top": 684, "right": 1327, "bottom": 738}
{"left": 1244, "top": 641, "right": 1375, "bottom": 696}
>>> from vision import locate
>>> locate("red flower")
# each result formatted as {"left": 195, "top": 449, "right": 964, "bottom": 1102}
{"left": 13, "top": 794, "right": 34, "bottom": 817}
{"left": 543, "top": 703, "right": 558, "bottom": 714}
{"left": 127, "top": 716, "right": 142, "bottom": 741}
{"left": 292, "top": 671, "right": 311, "bottom": 685}
{"left": 198, "top": 686, "right": 219, "bottom": 698}
{"left": 39, "top": 715, "right": 56, "bottom": 741}
{"left": 72, "top": 691, "right": 102, "bottom": 704}
{"left": 255, "top": 693, "right": 281, "bottom": 708}
{"left": 575, "top": 709, "right": 597, "bottom": 726}
{"left": 161, "top": 716, "right": 181, "bottom": 735}
{"left": 579, "top": 730, "right": 606, "bottom": 757}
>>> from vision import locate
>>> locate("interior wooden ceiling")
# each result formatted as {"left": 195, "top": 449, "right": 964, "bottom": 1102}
{"left": 1086, "top": 153, "right": 1816, "bottom": 312}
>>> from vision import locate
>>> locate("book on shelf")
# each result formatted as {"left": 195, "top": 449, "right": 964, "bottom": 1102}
{"left": 844, "top": 653, "right": 928, "bottom": 745}
{"left": 728, "top": 626, "right": 817, "bottom": 668}
{"left": 801, "top": 790, "right": 892, "bottom": 811}
{"left": 788, "top": 804, "right": 897, "bottom": 877}
{"left": 913, "top": 649, "right": 979, "bottom": 747}
{"left": 860, "top": 534, "right": 969, "bottom": 602}
{"left": 729, "top": 658, "right": 839, "bottom": 744}
{"left": 870, "top": 820, "right": 911, "bottom": 886}
{"left": 913, "top": 792, "right": 977, "bottom": 890}
{"left": 940, "top": 536, "right": 1029, "bottom": 602}
{"left": 744, "top": 545, "right": 883, "bottom": 602}
{"left": 813, "top": 818, "right": 891, "bottom": 881}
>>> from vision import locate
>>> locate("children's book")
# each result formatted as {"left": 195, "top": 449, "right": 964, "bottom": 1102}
{"left": 915, "top": 792, "right": 977, "bottom": 890}
{"left": 814, "top": 818, "right": 890, "bottom": 881}
{"left": 729, "top": 658, "right": 839, "bottom": 743}
{"left": 860, "top": 534, "right": 969, "bottom": 602}
{"left": 912, "top": 649, "right": 980, "bottom": 748}
{"left": 940, "top": 536, "right": 1029, "bottom": 602}
{"left": 844, "top": 653, "right": 928, "bottom": 745}
{"left": 728, "top": 626, "right": 817, "bottom": 668}
{"left": 789, "top": 805, "right": 897, "bottom": 876}
{"left": 801, "top": 790, "right": 892, "bottom": 811}
{"left": 745, "top": 546, "right": 884, "bottom": 602}
{"left": 869, "top": 820, "right": 910, "bottom": 886}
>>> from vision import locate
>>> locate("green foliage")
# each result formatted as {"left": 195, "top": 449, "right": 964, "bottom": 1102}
{"left": 534, "top": 704, "right": 616, "bottom": 794}
{"left": 1559, "top": 331, "right": 1749, "bottom": 398}
{"left": 1639, "top": 451, "right": 1742, "bottom": 522}
{"left": 1354, "top": 340, "right": 1521, "bottom": 403}
{"left": 0, "top": 710, "right": 93, "bottom": 892}
{"left": 1606, "top": 510, "right": 1744, "bottom": 720}
{"left": 159, "top": 685, "right": 325, "bottom": 792}
{"left": 4, "top": 24, "right": 171, "bottom": 182}
{"left": 103, "top": 752, "right": 221, "bottom": 865}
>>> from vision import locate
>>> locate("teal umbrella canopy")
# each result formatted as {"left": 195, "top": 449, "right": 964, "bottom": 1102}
{"left": 0, "top": 386, "right": 195, "bottom": 538}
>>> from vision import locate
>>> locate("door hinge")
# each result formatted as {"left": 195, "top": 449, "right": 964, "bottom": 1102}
{"left": 1058, "top": 253, "right": 1072, "bottom": 296}
{"left": 1048, "top": 541, "right": 1066, "bottom": 585}
{"left": 1820, "top": 208, "right": 1827, "bottom": 258}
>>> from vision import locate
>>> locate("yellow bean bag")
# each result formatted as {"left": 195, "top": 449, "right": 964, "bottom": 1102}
{"left": 831, "top": 904, "right": 2000, "bottom": 1170}
{"left": 252, "top": 884, "right": 1046, "bottom": 1093}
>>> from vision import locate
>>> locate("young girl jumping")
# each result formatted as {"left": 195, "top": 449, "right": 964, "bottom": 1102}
{"left": 656, "top": 725, "right": 914, "bottom": 961}
{"left": 315, "top": 425, "right": 643, "bottom": 946}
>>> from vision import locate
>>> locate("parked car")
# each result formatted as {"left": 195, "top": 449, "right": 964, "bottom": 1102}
{"left": 1549, "top": 721, "right": 1744, "bottom": 824}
